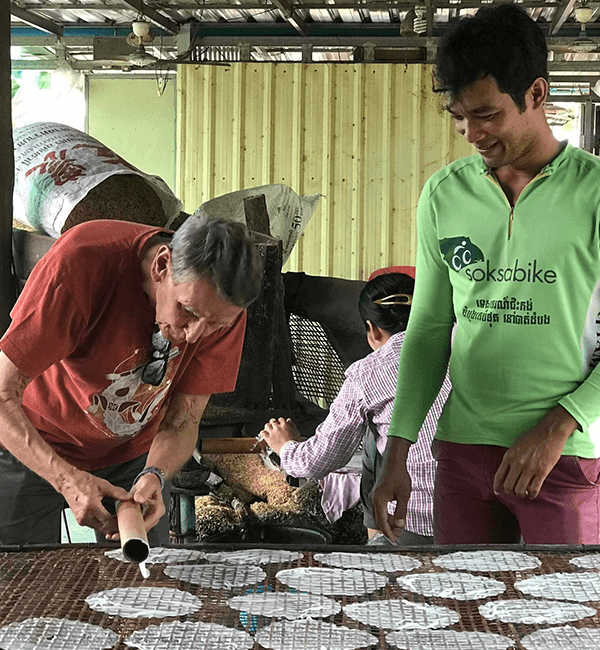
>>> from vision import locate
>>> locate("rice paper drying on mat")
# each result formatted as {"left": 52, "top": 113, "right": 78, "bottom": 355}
{"left": 479, "top": 598, "right": 596, "bottom": 624}
{"left": 433, "top": 550, "right": 541, "bottom": 572}
{"left": 0, "top": 618, "right": 118, "bottom": 650}
{"left": 255, "top": 618, "right": 378, "bottom": 650}
{"left": 521, "top": 625, "right": 600, "bottom": 650}
{"left": 343, "top": 599, "right": 460, "bottom": 630}
{"left": 386, "top": 629, "right": 515, "bottom": 650}
{"left": 164, "top": 563, "right": 266, "bottom": 589}
{"left": 313, "top": 552, "right": 421, "bottom": 573}
{"left": 105, "top": 547, "right": 205, "bottom": 564}
{"left": 85, "top": 587, "right": 202, "bottom": 618}
{"left": 124, "top": 621, "right": 254, "bottom": 650}
{"left": 275, "top": 567, "right": 387, "bottom": 596}
{"left": 202, "top": 549, "right": 303, "bottom": 565}
{"left": 514, "top": 572, "right": 600, "bottom": 602}
{"left": 396, "top": 571, "right": 506, "bottom": 600}
{"left": 571, "top": 554, "right": 600, "bottom": 569}
{"left": 228, "top": 591, "right": 341, "bottom": 619}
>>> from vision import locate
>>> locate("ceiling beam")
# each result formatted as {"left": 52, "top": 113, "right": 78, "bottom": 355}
{"left": 187, "top": 34, "right": 436, "bottom": 47}
{"left": 11, "top": 58, "right": 178, "bottom": 71}
{"left": 270, "top": 0, "right": 308, "bottom": 36}
{"left": 119, "top": 0, "right": 180, "bottom": 34}
{"left": 12, "top": 35, "right": 174, "bottom": 47}
{"left": 13, "top": 0, "right": 565, "bottom": 9}
{"left": 10, "top": 58, "right": 148, "bottom": 70}
{"left": 549, "top": 0, "right": 578, "bottom": 35}
{"left": 13, "top": 33, "right": 598, "bottom": 50}
{"left": 12, "top": 56, "right": 600, "bottom": 74}
{"left": 549, "top": 60, "right": 600, "bottom": 71}
{"left": 9, "top": 2, "right": 64, "bottom": 37}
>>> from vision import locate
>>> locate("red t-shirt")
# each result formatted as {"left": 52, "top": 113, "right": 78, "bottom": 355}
{"left": 1, "top": 220, "right": 246, "bottom": 470}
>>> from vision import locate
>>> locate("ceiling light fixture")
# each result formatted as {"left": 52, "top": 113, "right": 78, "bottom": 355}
{"left": 132, "top": 20, "right": 152, "bottom": 38}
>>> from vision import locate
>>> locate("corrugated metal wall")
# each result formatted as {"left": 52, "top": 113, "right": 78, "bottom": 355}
{"left": 177, "top": 63, "right": 473, "bottom": 280}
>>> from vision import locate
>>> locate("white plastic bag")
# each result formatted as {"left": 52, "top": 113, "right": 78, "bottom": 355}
{"left": 195, "top": 184, "right": 320, "bottom": 263}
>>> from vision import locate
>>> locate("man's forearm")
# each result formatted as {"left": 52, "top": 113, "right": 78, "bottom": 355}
{"left": 145, "top": 393, "right": 210, "bottom": 480}
{"left": 381, "top": 435, "right": 412, "bottom": 473}
{"left": 145, "top": 424, "right": 199, "bottom": 481}
{"left": 0, "top": 357, "right": 82, "bottom": 493}
{"left": 372, "top": 435, "right": 414, "bottom": 539}
{"left": 0, "top": 403, "right": 82, "bottom": 492}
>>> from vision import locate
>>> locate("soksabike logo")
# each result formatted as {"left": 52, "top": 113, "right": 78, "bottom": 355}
{"left": 439, "top": 237, "right": 484, "bottom": 272}
{"left": 465, "top": 259, "right": 557, "bottom": 283}
{"left": 439, "top": 237, "right": 557, "bottom": 284}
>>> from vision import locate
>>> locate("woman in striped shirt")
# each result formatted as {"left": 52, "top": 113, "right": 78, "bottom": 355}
{"left": 260, "top": 268, "right": 451, "bottom": 545}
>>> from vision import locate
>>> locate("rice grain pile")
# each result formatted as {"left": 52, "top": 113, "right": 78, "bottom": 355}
{"left": 62, "top": 174, "right": 169, "bottom": 232}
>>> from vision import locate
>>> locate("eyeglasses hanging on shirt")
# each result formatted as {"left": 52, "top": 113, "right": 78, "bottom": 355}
{"left": 142, "top": 324, "right": 172, "bottom": 386}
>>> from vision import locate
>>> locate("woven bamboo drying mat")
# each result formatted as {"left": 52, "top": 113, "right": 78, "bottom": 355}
{"left": 0, "top": 543, "right": 599, "bottom": 649}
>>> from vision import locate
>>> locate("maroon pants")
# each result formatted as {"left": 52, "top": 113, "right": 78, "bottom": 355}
{"left": 433, "top": 440, "right": 600, "bottom": 545}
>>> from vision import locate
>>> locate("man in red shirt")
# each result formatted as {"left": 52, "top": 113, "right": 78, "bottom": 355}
{"left": 0, "top": 214, "right": 262, "bottom": 545}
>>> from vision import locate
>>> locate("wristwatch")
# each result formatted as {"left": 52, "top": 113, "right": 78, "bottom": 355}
{"left": 133, "top": 466, "right": 165, "bottom": 490}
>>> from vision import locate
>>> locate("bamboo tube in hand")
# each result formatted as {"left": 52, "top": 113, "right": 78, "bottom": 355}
{"left": 116, "top": 500, "right": 150, "bottom": 572}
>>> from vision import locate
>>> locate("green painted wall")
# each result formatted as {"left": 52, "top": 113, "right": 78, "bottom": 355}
{"left": 87, "top": 76, "right": 176, "bottom": 193}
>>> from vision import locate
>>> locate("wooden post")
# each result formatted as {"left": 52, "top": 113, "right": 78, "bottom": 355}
{"left": 0, "top": 6, "right": 16, "bottom": 335}
{"left": 242, "top": 195, "right": 295, "bottom": 411}
{"left": 243, "top": 194, "right": 271, "bottom": 237}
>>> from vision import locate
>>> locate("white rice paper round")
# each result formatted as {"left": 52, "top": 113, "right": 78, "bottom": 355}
{"left": 396, "top": 571, "right": 506, "bottom": 600}
{"left": 479, "top": 598, "right": 596, "bottom": 624}
{"left": 571, "top": 554, "right": 600, "bottom": 570}
{"left": 124, "top": 620, "right": 254, "bottom": 650}
{"left": 433, "top": 550, "right": 541, "bottom": 573}
{"left": 85, "top": 587, "right": 202, "bottom": 618}
{"left": 343, "top": 598, "right": 460, "bottom": 630}
{"left": 255, "top": 618, "right": 378, "bottom": 650}
{"left": 0, "top": 617, "right": 118, "bottom": 650}
{"left": 514, "top": 572, "right": 600, "bottom": 602}
{"left": 201, "top": 549, "right": 303, "bottom": 565}
{"left": 313, "top": 552, "right": 421, "bottom": 573}
{"left": 227, "top": 591, "right": 341, "bottom": 619}
{"left": 521, "top": 625, "right": 600, "bottom": 650}
{"left": 105, "top": 547, "right": 205, "bottom": 564}
{"left": 275, "top": 567, "right": 387, "bottom": 596}
{"left": 164, "top": 563, "right": 266, "bottom": 589}
{"left": 386, "top": 629, "right": 515, "bottom": 650}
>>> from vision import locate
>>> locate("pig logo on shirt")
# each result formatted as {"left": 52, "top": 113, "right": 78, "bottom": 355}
{"left": 439, "top": 237, "right": 485, "bottom": 272}
{"left": 87, "top": 347, "right": 180, "bottom": 437}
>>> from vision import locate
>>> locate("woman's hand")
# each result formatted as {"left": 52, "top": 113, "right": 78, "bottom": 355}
{"left": 260, "top": 417, "right": 301, "bottom": 455}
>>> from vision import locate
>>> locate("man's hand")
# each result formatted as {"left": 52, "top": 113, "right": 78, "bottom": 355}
{"left": 493, "top": 405, "right": 579, "bottom": 500}
{"left": 105, "top": 472, "right": 166, "bottom": 541}
{"left": 131, "top": 472, "right": 166, "bottom": 534}
{"left": 61, "top": 471, "right": 131, "bottom": 537}
{"left": 372, "top": 436, "right": 413, "bottom": 543}
{"left": 260, "top": 417, "right": 301, "bottom": 455}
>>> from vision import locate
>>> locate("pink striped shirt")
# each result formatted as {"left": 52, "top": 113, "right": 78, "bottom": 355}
{"left": 280, "top": 331, "right": 451, "bottom": 536}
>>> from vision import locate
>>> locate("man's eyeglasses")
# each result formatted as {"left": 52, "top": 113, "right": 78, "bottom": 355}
{"left": 142, "top": 325, "right": 172, "bottom": 386}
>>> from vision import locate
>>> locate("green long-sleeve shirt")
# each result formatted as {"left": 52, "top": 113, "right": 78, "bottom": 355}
{"left": 389, "top": 143, "right": 600, "bottom": 458}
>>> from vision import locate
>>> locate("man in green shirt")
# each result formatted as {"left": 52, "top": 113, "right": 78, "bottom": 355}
{"left": 373, "top": 4, "right": 600, "bottom": 545}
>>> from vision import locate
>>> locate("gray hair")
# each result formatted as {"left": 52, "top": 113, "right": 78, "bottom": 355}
{"left": 170, "top": 213, "right": 263, "bottom": 308}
